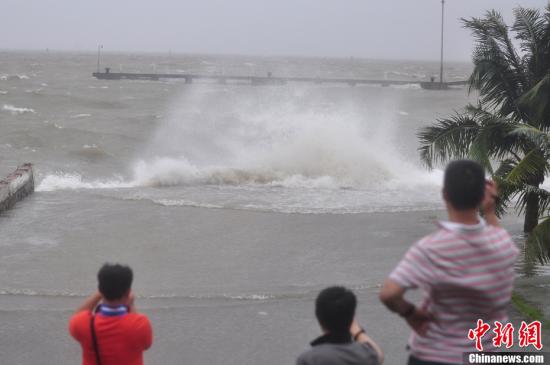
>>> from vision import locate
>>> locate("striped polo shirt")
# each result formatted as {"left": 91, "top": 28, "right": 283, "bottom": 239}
{"left": 389, "top": 218, "right": 519, "bottom": 364}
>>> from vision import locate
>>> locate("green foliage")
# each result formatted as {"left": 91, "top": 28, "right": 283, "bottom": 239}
{"left": 504, "top": 149, "right": 547, "bottom": 186}
{"left": 418, "top": 105, "right": 520, "bottom": 170}
{"left": 526, "top": 217, "right": 550, "bottom": 264}
{"left": 418, "top": 112, "right": 480, "bottom": 169}
{"left": 511, "top": 292, "right": 550, "bottom": 330}
{"left": 462, "top": 10, "right": 527, "bottom": 119}
{"left": 520, "top": 74, "right": 550, "bottom": 126}
{"left": 510, "top": 124, "right": 550, "bottom": 149}
{"left": 418, "top": 3, "right": 550, "bottom": 260}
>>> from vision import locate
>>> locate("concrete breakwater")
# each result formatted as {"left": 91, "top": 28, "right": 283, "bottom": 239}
{"left": 0, "top": 163, "right": 34, "bottom": 213}
{"left": 92, "top": 69, "right": 467, "bottom": 89}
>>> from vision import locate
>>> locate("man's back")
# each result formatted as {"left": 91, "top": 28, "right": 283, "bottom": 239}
{"left": 390, "top": 221, "right": 518, "bottom": 363}
{"left": 69, "top": 309, "right": 153, "bottom": 365}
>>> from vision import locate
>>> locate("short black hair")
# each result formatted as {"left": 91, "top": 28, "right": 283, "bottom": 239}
{"left": 97, "top": 263, "right": 133, "bottom": 301}
{"left": 315, "top": 286, "right": 356, "bottom": 334}
{"left": 443, "top": 160, "right": 485, "bottom": 210}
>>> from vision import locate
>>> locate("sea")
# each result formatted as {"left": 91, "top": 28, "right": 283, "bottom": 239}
{"left": 0, "top": 50, "right": 548, "bottom": 364}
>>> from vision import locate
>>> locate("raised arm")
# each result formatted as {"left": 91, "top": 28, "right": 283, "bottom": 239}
{"left": 482, "top": 180, "right": 499, "bottom": 227}
{"left": 75, "top": 291, "right": 102, "bottom": 313}
{"left": 351, "top": 319, "right": 384, "bottom": 364}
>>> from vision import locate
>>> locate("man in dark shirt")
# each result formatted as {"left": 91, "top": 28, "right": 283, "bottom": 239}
{"left": 296, "top": 286, "right": 384, "bottom": 365}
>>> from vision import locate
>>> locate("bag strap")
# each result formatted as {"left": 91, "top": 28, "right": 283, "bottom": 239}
{"left": 90, "top": 313, "right": 102, "bottom": 365}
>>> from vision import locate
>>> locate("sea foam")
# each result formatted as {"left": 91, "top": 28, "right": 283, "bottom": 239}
{"left": 36, "top": 85, "right": 443, "bottom": 213}
{"left": 2, "top": 104, "right": 35, "bottom": 115}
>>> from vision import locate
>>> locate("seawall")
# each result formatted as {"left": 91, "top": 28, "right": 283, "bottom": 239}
{"left": 0, "top": 163, "right": 34, "bottom": 213}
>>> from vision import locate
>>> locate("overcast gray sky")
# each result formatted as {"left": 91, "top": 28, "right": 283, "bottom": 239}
{"left": 1, "top": 0, "right": 546, "bottom": 60}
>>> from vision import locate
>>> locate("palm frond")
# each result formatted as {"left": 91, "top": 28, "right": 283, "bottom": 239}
{"left": 469, "top": 135, "right": 493, "bottom": 173}
{"left": 463, "top": 11, "right": 528, "bottom": 119}
{"left": 535, "top": 6, "right": 550, "bottom": 83}
{"left": 477, "top": 116, "right": 520, "bottom": 160}
{"left": 526, "top": 216, "right": 550, "bottom": 264}
{"left": 494, "top": 158, "right": 517, "bottom": 177}
{"left": 512, "top": 7, "right": 545, "bottom": 81}
{"left": 417, "top": 113, "right": 480, "bottom": 168}
{"left": 465, "top": 11, "right": 524, "bottom": 74}
{"left": 491, "top": 169, "right": 516, "bottom": 217}
{"left": 495, "top": 147, "right": 549, "bottom": 222}
{"left": 504, "top": 149, "right": 547, "bottom": 186}
{"left": 515, "top": 183, "right": 550, "bottom": 217}
{"left": 543, "top": 5, "right": 550, "bottom": 67}
{"left": 509, "top": 123, "right": 550, "bottom": 151}
{"left": 464, "top": 105, "right": 526, "bottom": 160}
{"left": 468, "top": 53, "right": 524, "bottom": 119}
{"left": 464, "top": 103, "right": 506, "bottom": 124}
{"left": 466, "top": 105, "right": 496, "bottom": 171}
{"left": 519, "top": 73, "right": 550, "bottom": 127}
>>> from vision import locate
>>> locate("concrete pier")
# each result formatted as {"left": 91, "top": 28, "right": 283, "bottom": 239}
{"left": 0, "top": 164, "right": 34, "bottom": 213}
{"left": 92, "top": 69, "right": 467, "bottom": 89}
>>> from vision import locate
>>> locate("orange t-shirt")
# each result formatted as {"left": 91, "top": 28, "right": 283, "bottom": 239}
{"left": 69, "top": 310, "right": 153, "bottom": 365}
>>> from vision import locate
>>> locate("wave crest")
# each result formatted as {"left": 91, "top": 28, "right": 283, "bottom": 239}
{"left": 3, "top": 104, "right": 35, "bottom": 115}
{"left": 36, "top": 173, "right": 132, "bottom": 192}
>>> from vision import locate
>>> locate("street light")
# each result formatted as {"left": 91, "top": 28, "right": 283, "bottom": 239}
{"left": 440, "top": 0, "right": 445, "bottom": 85}
{"left": 97, "top": 44, "right": 103, "bottom": 73}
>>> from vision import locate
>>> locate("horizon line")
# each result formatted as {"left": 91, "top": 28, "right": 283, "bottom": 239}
{"left": 0, "top": 47, "right": 473, "bottom": 65}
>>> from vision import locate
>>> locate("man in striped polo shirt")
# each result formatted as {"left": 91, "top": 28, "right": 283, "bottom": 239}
{"left": 379, "top": 160, "right": 519, "bottom": 365}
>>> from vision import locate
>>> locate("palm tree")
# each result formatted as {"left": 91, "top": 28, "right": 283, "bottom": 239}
{"left": 500, "top": 122, "right": 550, "bottom": 264}
{"left": 418, "top": 5, "right": 550, "bottom": 261}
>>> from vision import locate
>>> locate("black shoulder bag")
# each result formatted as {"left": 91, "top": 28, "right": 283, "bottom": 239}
{"left": 90, "top": 313, "right": 102, "bottom": 365}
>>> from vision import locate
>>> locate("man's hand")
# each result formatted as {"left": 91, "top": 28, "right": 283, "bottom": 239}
{"left": 481, "top": 180, "right": 497, "bottom": 212}
{"left": 405, "top": 307, "right": 434, "bottom": 336}
{"left": 379, "top": 279, "right": 434, "bottom": 337}
{"left": 127, "top": 291, "right": 136, "bottom": 313}
{"left": 350, "top": 318, "right": 384, "bottom": 364}
{"left": 350, "top": 319, "right": 362, "bottom": 338}
{"left": 75, "top": 291, "right": 103, "bottom": 313}
{"left": 481, "top": 180, "right": 500, "bottom": 227}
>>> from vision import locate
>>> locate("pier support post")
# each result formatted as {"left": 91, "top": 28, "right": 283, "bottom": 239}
{"left": 0, "top": 164, "right": 34, "bottom": 213}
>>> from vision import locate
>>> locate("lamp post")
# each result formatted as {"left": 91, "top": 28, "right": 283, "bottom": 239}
{"left": 439, "top": 0, "right": 445, "bottom": 86}
{"left": 97, "top": 45, "right": 103, "bottom": 73}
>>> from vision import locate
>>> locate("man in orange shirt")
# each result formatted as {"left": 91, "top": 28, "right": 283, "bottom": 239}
{"left": 69, "top": 263, "right": 153, "bottom": 365}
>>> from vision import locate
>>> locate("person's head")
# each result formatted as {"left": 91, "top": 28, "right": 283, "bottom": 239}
{"left": 97, "top": 263, "right": 133, "bottom": 302}
{"left": 443, "top": 160, "right": 485, "bottom": 211}
{"left": 315, "top": 286, "right": 356, "bottom": 335}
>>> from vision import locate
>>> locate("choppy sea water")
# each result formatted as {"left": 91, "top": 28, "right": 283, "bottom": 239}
{"left": 0, "top": 51, "right": 547, "bottom": 364}
{"left": 1, "top": 51, "right": 471, "bottom": 213}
